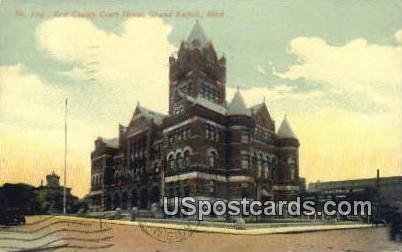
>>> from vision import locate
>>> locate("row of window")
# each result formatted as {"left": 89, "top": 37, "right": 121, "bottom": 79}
{"left": 166, "top": 148, "right": 218, "bottom": 170}
{"left": 129, "top": 139, "right": 146, "bottom": 161}
{"left": 167, "top": 150, "right": 191, "bottom": 170}
{"left": 251, "top": 153, "right": 278, "bottom": 169}
{"left": 91, "top": 174, "right": 103, "bottom": 186}
{"left": 168, "top": 126, "right": 191, "bottom": 144}
{"left": 199, "top": 82, "right": 219, "bottom": 102}
{"left": 253, "top": 126, "right": 269, "bottom": 142}
{"left": 165, "top": 181, "right": 191, "bottom": 198}
{"left": 240, "top": 152, "right": 278, "bottom": 171}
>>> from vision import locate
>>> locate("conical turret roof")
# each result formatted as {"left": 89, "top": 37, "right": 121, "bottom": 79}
{"left": 227, "top": 88, "right": 250, "bottom": 116}
{"left": 277, "top": 115, "right": 297, "bottom": 139}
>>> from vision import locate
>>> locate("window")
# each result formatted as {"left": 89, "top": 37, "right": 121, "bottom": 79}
{"left": 168, "top": 154, "right": 175, "bottom": 171}
{"left": 208, "top": 151, "right": 217, "bottom": 168}
{"left": 184, "top": 150, "right": 190, "bottom": 167}
{"left": 168, "top": 127, "right": 190, "bottom": 144}
{"left": 252, "top": 155, "right": 257, "bottom": 170}
{"left": 208, "top": 181, "right": 215, "bottom": 197}
{"left": 241, "top": 154, "right": 249, "bottom": 169}
{"left": 184, "top": 128, "right": 190, "bottom": 139}
{"left": 153, "top": 162, "right": 159, "bottom": 174}
{"left": 205, "top": 123, "right": 218, "bottom": 141}
{"left": 241, "top": 183, "right": 248, "bottom": 198}
{"left": 200, "top": 81, "right": 218, "bottom": 102}
{"left": 241, "top": 130, "right": 249, "bottom": 143}
{"left": 260, "top": 154, "right": 265, "bottom": 169}
{"left": 290, "top": 168, "right": 295, "bottom": 181}
{"left": 176, "top": 152, "right": 183, "bottom": 169}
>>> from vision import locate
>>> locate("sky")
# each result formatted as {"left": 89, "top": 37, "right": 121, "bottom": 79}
{"left": 0, "top": 0, "right": 401, "bottom": 197}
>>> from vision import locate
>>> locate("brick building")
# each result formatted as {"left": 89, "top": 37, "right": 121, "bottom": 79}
{"left": 87, "top": 21, "right": 301, "bottom": 211}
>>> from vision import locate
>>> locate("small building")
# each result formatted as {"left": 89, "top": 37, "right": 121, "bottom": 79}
{"left": 307, "top": 176, "right": 402, "bottom": 221}
{"left": 37, "top": 171, "right": 78, "bottom": 214}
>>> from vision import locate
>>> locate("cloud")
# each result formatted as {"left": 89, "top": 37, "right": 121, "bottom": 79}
{"left": 274, "top": 35, "right": 402, "bottom": 112}
{"left": 268, "top": 33, "right": 402, "bottom": 182}
{"left": 227, "top": 85, "right": 322, "bottom": 109}
{"left": 0, "top": 64, "right": 65, "bottom": 128}
{"left": 256, "top": 65, "right": 267, "bottom": 76}
{"left": 36, "top": 17, "right": 176, "bottom": 115}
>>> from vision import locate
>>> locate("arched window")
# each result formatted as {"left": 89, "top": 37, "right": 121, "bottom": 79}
{"left": 176, "top": 152, "right": 183, "bottom": 169}
{"left": 252, "top": 155, "right": 257, "bottom": 170}
{"left": 208, "top": 151, "right": 217, "bottom": 168}
{"left": 168, "top": 154, "right": 175, "bottom": 171}
{"left": 153, "top": 162, "right": 159, "bottom": 174}
{"left": 184, "top": 150, "right": 190, "bottom": 167}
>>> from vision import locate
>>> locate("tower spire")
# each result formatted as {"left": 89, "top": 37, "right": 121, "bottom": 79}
{"left": 186, "top": 20, "right": 208, "bottom": 48}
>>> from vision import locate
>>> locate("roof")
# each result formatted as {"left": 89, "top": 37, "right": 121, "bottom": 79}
{"left": 185, "top": 20, "right": 208, "bottom": 48}
{"left": 277, "top": 116, "right": 297, "bottom": 139}
{"left": 249, "top": 103, "right": 264, "bottom": 114}
{"left": 102, "top": 138, "right": 119, "bottom": 148}
{"left": 133, "top": 102, "right": 165, "bottom": 124}
{"left": 227, "top": 89, "right": 251, "bottom": 116}
{"left": 195, "top": 96, "right": 227, "bottom": 114}
{"left": 175, "top": 89, "right": 227, "bottom": 115}
{"left": 308, "top": 176, "right": 402, "bottom": 191}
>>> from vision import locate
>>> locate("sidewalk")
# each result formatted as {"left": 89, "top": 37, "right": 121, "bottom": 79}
{"left": 56, "top": 215, "right": 373, "bottom": 235}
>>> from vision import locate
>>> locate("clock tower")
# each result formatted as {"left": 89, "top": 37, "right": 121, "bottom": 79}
{"left": 168, "top": 20, "right": 226, "bottom": 116}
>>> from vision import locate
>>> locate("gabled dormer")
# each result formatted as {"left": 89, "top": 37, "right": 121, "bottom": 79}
{"left": 250, "top": 101, "right": 275, "bottom": 131}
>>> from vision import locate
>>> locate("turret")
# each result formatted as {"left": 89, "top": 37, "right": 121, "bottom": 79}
{"left": 226, "top": 89, "right": 254, "bottom": 171}
{"left": 277, "top": 115, "right": 299, "bottom": 147}
{"left": 275, "top": 116, "right": 300, "bottom": 198}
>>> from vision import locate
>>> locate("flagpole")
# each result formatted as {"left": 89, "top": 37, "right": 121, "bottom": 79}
{"left": 63, "top": 98, "right": 68, "bottom": 215}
